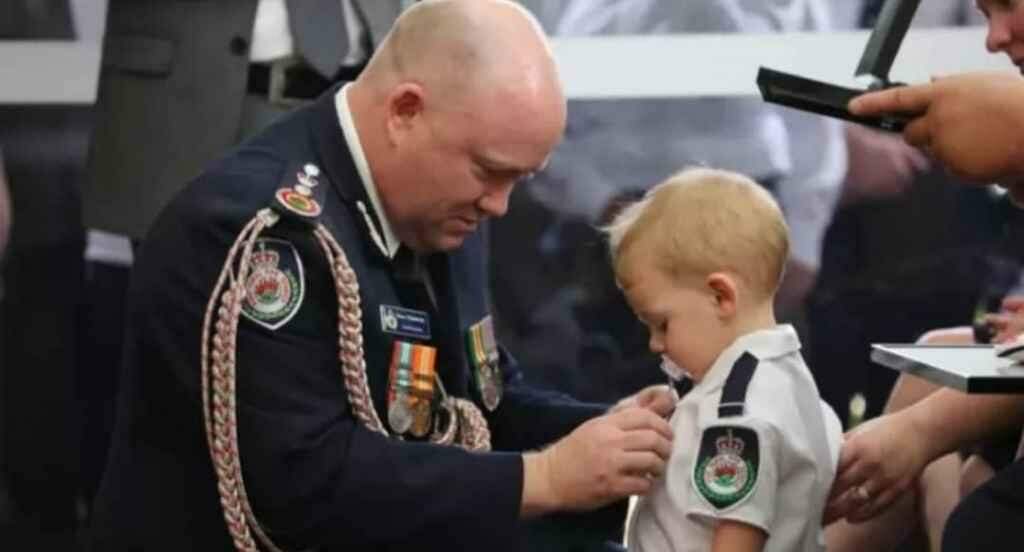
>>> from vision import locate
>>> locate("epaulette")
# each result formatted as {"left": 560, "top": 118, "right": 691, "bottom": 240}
{"left": 270, "top": 161, "right": 327, "bottom": 226}
{"left": 718, "top": 352, "right": 759, "bottom": 418}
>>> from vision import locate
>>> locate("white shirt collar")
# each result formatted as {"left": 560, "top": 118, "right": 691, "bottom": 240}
{"left": 334, "top": 83, "right": 401, "bottom": 259}
{"left": 695, "top": 324, "right": 802, "bottom": 392}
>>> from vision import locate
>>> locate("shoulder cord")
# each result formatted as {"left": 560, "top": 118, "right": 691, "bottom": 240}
{"left": 200, "top": 209, "right": 491, "bottom": 552}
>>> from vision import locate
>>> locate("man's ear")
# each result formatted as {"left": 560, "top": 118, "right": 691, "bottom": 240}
{"left": 707, "top": 272, "right": 738, "bottom": 320}
{"left": 386, "top": 82, "right": 426, "bottom": 144}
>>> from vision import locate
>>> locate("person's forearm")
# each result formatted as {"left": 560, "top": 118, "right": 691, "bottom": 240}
{"left": 907, "top": 388, "right": 1024, "bottom": 461}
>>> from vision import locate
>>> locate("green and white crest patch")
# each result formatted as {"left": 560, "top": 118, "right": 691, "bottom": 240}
{"left": 241, "top": 238, "right": 305, "bottom": 330}
{"left": 693, "top": 425, "right": 760, "bottom": 510}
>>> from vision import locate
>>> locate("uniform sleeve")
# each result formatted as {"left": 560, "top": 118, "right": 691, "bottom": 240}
{"left": 684, "top": 417, "right": 780, "bottom": 534}
{"left": 168, "top": 177, "right": 526, "bottom": 550}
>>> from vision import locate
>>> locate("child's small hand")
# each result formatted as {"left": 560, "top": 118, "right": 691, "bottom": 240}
{"left": 611, "top": 385, "right": 678, "bottom": 418}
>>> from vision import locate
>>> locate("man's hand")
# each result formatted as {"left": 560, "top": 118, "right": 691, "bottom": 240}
{"left": 610, "top": 384, "right": 678, "bottom": 418}
{"left": 521, "top": 407, "right": 673, "bottom": 517}
{"left": 849, "top": 71, "right": 1024, "bottom": 193}
{"left": 825, "top": 412, "right": 931, "bottom": 524}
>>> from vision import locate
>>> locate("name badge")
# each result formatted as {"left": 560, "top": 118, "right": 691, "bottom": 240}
{"left": 380, "top": 305, "right": 431, "bottom": 341}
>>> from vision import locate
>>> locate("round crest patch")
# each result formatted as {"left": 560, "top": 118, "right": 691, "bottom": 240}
{"left": 241, "top": 238, "right": 305, "bottom": 330}
{"left": 693, "top": 426, "right": 760, "bottom": 510}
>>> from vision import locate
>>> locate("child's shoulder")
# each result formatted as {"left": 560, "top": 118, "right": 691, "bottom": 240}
{"left": 727, "top": 354, "right": 820, "bottom": 428}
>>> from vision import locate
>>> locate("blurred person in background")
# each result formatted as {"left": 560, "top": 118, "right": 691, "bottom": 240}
{"left": 0, "top": 1, "right": 88, "bottom": 546}
{"left": 808, "top": 0, "right": 1006, "bottom": 430}
{"left": 823, "top": 0, "right": 1024, "bottom": 546}
{"left": 85, "top": 0, "right": 409, "bottom": 242}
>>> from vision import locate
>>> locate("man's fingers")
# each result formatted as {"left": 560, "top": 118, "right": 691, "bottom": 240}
{"left": 622, "top": 429, "right": 673, "bottom": 459}
{"left": 640, "top": 386, "right": 678, "bottom": 417}
{"left": 849, "top": 83, "right": 934, "bottom": 116}
{"left": 618, "top": 451, "right": 667, "bottom": 479}
{"left": 615, "top": 475, "right": 655, "bottom": 497}
{"left": 613, "top": 407, "right": 674, "bottom": 439}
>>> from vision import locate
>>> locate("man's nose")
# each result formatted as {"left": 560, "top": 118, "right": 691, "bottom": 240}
{"left": 477, "top": 181, "right": 514, "bottom": 218}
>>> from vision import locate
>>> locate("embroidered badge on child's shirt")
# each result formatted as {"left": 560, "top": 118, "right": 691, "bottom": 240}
{"left": 693, "top": 425, "right": 760, "bottom": 510}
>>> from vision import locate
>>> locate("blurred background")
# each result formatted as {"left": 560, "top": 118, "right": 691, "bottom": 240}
{"left": 0, "top": 0, "right": 1020, "bottom": 549}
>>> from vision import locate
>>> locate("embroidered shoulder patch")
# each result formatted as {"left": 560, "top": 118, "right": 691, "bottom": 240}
{"left": 240, "top": 238, "right": 305, "bottom": 330}
{"left": 693, "top": 425, "right": 760, "bottom": 510}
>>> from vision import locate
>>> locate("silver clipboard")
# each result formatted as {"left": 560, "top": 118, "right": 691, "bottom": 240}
{"left": 871, "top": 344, "right": 1024, "bottom": 394}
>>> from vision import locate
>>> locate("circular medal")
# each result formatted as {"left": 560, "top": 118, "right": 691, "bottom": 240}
{"left": 409, "top": 398, "right": 433, "bottom": 438}
{"left": 478, "top": 363, "right": 503, "bottom": 411}
{"left": 388, "top": 394, "right": 413, "bottom": 435}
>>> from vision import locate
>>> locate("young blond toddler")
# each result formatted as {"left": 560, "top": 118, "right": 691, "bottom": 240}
{"left": 606, "top": 168, "right": 842, "bottom": 552}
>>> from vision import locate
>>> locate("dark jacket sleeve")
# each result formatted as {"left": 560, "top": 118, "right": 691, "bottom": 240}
{"left": 487, "top": 345, "right": 609, "bottom": 452}
{"left": 152, "top": 170, "right": 526, "bottom": 550}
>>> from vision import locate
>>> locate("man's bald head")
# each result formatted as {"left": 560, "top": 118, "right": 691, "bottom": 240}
{"left": 360, "top": 0, "right": 562, "bottom": 106}
{"left": 347, "top": 0, "right": 567, "bottom": 253}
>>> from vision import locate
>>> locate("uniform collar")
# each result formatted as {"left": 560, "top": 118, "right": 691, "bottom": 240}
{"left": 693, "top": 324, "right": 802, "bottom": 392}
{"left": 334, "top": 83, "right": 401, "bottom": 259}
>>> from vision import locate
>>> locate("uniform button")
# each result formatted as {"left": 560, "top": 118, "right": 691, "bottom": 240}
{"left": 229, "top": 36, "right": 249, "bottom": 56}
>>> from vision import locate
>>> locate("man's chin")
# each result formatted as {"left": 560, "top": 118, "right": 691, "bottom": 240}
{"left": 432, "top": 233, "right": 469, "bottom": 252}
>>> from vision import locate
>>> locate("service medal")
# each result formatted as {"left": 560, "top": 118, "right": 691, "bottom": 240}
{"left": 466, "top": 315, "right": 502, "bottom": 411}
{"left": 387, "top": 342, "right": 415, "bottom": 434}
{"left": 387, "top": 391, "right": 413, "bottom": 435}
{"left": 409, "top": 397, "right": 433, "bottom": 438}
{"left": 408, "top": 344, "right": 438, "bottom": 438}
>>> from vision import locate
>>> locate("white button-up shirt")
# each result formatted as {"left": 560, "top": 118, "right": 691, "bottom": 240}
{"left": 250, "top": 0, "right": 370, "bottom": 66}
{"left": 627, "top": 325, "right": 842, "bottom": 552}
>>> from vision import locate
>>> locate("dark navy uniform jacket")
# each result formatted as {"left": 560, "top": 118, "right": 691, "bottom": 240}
{"left": 88, "top": 87, "right": 607, "bottom": 551}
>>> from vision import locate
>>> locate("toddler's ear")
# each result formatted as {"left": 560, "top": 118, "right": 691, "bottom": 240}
{"left": 707, "top": 272, "right": 738, "bottom": 319}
